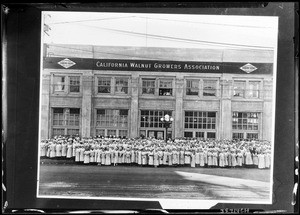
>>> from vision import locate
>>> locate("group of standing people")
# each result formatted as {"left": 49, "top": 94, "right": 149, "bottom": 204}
{"left": 40, "top": 136, "right": 271, "bottom": 169}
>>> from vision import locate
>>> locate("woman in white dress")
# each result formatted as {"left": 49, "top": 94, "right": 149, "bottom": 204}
{"left": 66, "top": 142, "right": 73, "bottom": 158}
{"left": 258, "top": 152, "right": 265, "bottom": 169}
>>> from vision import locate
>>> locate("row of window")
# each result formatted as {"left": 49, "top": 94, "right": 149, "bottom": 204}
{"left": 51, "top": 108, "right": 260, "bottom": 139}
{"left": 52, "top": 75, "right": 263, "bottom": 99}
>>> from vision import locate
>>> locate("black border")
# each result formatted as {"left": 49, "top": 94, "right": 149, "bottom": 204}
{"left": 3, "top": 2, "right": 297, "bottom": 213}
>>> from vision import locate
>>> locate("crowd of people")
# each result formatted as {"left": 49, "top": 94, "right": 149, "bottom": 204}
{"left": 40, "top": 136, "right": 272, "bottom": 169}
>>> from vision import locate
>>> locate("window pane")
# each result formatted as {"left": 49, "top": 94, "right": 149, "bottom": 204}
{"left": 207, "top": 132, "right": 216, "bottom": 139}
{"left": 184, "top": 111, "right": 216, "bottom": 133}
{"left": 96, "top": 129, "right": 105, "bottom": 136}
{"left": 119, "top": 130, "right": 128, "bottom": 138}
{"left": 232, "top": 112, "right": 259, "bottom": 131}
{"left": 247, "top": 133, "right": 258, "bottom": 140}
{"left": 140, "top": 109, "right": 172, "bottom": 128}
{"left": 98, "top": 77, "right": 111, "bottom": 93}
{"left": 186, "top": 80, "right": 199, "bottom": 95}
{"left": 67, "top": 129, "right": 79, "bottom": 136}
{"left": 53, "top": 76, "right": 65, "bottom": 91}
{"left": 233, "top": 81, "right": 245, "bottom": 97}
{"left": 196, "top": 132, "right": 204, "bottom": 138}
{"left": 97, "top": 109, "right": 105, "bottom": 115}
{"left": 52, "top": 128, "right": 65, "bottom": 137}
{"left": 184, "top": 132, "right": 193, "bottom": 138}
{"left": 107, "top": 129, "right": 116, "bottom": 136}
{"left": 69, "top": 76, "right": 80, "bottom": 92}
{"left": 233, "top": 133, "right": 244, "bottom": 140}
{"left": 53, "top": 108, "right": 63, "bottom": 113}
{"left": 249, "top": 81, "right": 260, "bottom": 98}
{"left": 203, "top": 80, "right": 216, "bottom": 96}
{"left": 142, "top": 79, "right": 155, "bottom": 94}
{"left": 96, "top": 109, "right": 128, "bottom": 128}
{"left": 115, "top": 77, "right": 128, "bottom": 94}
{"left": 159, "top": 80, "right": 172, "bottom": 96}
{"left": 70, "top": 108, "right": 80, "bottom": 114}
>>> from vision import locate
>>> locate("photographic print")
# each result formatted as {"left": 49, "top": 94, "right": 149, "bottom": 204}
{"left": 37, "top": 12, "right": 278, "bottom": 205}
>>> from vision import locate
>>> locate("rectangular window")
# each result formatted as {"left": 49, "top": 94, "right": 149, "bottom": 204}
{"left": 196, "top": 132, "right": 204, "bottom": 138}
{"left": 115, "top": 77, "right": 128, "bottom": 94}
{"left": 52, "top": 128, "right": 65, "bottom": 137}
{"left": 233, "top": 132, "right": 244, "bottom": 140}
{"left": 232, "top": 112, "right": 259, "bottom": 131}
{"left": 98, "top": 77, "right": 111, "bottom": 93}
{"left": 67, "top": 129, "right": 79, "bottom": 136}
{"left": 67, "top": 108, "right": 80, "bottom": 126}
{"left": 119, "top": 130, "right": 128, "bottom": 138}
{"left": 159, "top": 80, "right": 172, "bottom": 96}
{"left": 107, "top": 129, "right": 116, "bottom": 137}
{"left": 184, "top": 132, "right": 193, "bottom": 138}
{"left": 53, "top": 108, "right": 64, "bottom": 126}
{"left": 53, "top": 76, "right": 65, "bottom": 92}
{"left": 69, "top": 76, "right": 80, "bottom": 93}
{"left": 142, "top": 79, "right": 155, "bottom": 94}
{"left": 186, "top": 79, "right": 199, "bottom": 96}
{"left": 249, "top": 81, "right": 260, "bottom": 98}
{"left": 52, "top": 108, "right": 80, "bottom": 137}
{"left": 184, "top": 111, "right": 216, "bottom": 131}
{"left": 140, "top": 130, "right": 146, "bottom": 138}
{"left": 247, "top": 133, "right": 258, "bottom": 140}
{"left": 140, "top": 110, "right": 172, "bottom": 128}
{"left": 233, "top": 81, "right": 246, "bottom": 97}
{"left": 207, "top": 132, "right": 216, "bottom": 139}
{"left": 96, "top": 109, "right": 128, "bottom": 128}
{"left": 96, "top": 129, "right": 105, "bottom": 137}
{"left": 203, "top": 80, "right": 217, "bottom": 96}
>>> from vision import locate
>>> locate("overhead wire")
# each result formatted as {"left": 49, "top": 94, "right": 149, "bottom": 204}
{"left": 48, "top": 15, "right": 136, "bottom": 25}
{"left": 133, "top": 15, "right": 274, "bottom": 29}
{"left": 71, "top": 23, "right": 274, "bottom": 51}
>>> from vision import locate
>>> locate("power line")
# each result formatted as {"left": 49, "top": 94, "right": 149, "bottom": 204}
{"left": 74, "top": 23, "right": 274, "bottom": 50}
{"left": 48, "top": 15, "right": 135, "bottom": 25}
{"left": 47, "top": 14, "right": 273, "bottom": 29}
{"left": 134, "top": 16, "right": 274, "bottom": 29}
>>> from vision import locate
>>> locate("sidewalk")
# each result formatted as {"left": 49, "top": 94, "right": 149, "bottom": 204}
{"left": 40, "top": 157, "right": 77, "bottom": 165}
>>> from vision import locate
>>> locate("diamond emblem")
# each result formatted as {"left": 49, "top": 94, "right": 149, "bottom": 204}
{"left": 240, "top": 63, "right": 257, "bottom": 73}
{"left": 58, "top": 58, "right": 76, "bottom": 69}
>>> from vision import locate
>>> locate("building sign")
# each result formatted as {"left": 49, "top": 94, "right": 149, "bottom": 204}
{"left": 95, "top": 60, "right": 221, "bottom": 72}
{"left": 57, "top": 58, "right": 76, "bottom": 69}
{"left": 44, "top": 57, "right": 273, "bottom": 75}
{"left": 240, "top": 63, "right": 258, "bottom": 73}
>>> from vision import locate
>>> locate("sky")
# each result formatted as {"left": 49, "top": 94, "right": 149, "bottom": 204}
{"left": 43, "top": 12, "right": 278, "bottom": 50}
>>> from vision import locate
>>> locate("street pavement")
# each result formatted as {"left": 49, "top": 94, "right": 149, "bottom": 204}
{"left": 38, "top": 161, "right": 271, "bottom": 202}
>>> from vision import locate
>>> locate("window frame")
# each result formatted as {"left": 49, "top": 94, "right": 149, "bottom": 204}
{"left": 52, "top": 74, "right": 82, "bottom": 95}
{"left": 69, "top": 76, "right": 81, "bottom": 93}
{"left": 202, "top": 79, "right": 218, "bottom": 97}
{"left": 183, "top": 111, "right": 217, "bottom": 139}
{"left": 51, "top": 107, "right": 81, "bottom": 137}
{"left": 232, "top": 112, "right": 260, "bottom": 139}
{"left": 233, "top": 80, "right": 246, "bottom": 98}
{"left": 53, "top": 75, "right": 66, "bottom": 93}
{"left": 158, "top": 79, "right": 173, "bottom": 96}
{"left": 95, "top": 108, "right": 129, "bottom": 138}
{"left": 232, "top": 79, "right": 263, "bottom": 99}
{"left": 141, "top": 78, "right": 156, "bottom": 95}
{"left": 97, "top": 76, "right": 112, "bottom": 94}
{"left": 185, "top": 79, "right": 200, "bottom": 96}
{"left": 115, "top": 76, "right": 129, "bottom": 94}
